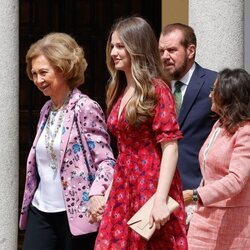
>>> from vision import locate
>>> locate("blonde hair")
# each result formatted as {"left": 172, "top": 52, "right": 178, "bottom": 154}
{"left": 26, "top": 32, "right": 87, "bottom": 89}
{"left": 106, "top": 16, "right": 168, "bottom": 126}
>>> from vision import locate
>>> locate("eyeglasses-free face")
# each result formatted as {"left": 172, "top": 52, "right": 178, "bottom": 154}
{"left": 209, "top": 79, "right": 219, "bottom": 114}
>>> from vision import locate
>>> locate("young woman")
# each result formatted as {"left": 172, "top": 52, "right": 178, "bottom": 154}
{"left": 94, "top": 16, "right": 187, "bottom": 250}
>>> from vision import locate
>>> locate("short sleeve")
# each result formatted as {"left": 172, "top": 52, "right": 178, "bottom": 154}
{"left": 152, "top": 79, "right": 182, "bottom": 143}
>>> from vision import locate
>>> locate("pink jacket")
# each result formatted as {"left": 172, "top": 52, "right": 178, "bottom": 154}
{"left": 19, "top": 88, "right": 115, "bottom": 235}
{"left": 197, "top": 121, "right": 250, "bottom": 207}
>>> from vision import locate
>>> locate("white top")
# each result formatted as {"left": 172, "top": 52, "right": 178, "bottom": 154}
{"left": 32, "top": 110, "right": 66, "bottom": 212}
{"left": 171, "top": 63, "right": 196, "bottom": 98}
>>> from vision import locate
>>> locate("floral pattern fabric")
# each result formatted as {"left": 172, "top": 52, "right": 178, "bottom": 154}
{"left": 19, "top": 89, "right": 115, "bottom": 236}
{"left": 95, "top": 79, "right": 187, "bottom": 249}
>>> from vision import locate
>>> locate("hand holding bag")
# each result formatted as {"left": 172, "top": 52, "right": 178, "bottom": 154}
{"left": 127, "top": 194, "right": 179, "bottom": 240}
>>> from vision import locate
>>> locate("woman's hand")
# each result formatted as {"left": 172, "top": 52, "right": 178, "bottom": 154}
{"left": 183, "top": 190, "right": 193, "bottom": 206}
{"left": 149, "top": 200, "right": 170, "bottom": 230}
{"left": 148, "top": 141, "right": 177, "bottom": 230}
{"left": 87, "top": 195, "right": 106, "bottom": 223}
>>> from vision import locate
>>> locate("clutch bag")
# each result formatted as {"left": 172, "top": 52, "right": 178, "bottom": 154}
{"left": 127, "top": 194, "right": 179, "bottom": 240}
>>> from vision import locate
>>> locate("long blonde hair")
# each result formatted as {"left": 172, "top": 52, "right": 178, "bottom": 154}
{"left": 106, "top": 16, "right": 168, "bottom": 126}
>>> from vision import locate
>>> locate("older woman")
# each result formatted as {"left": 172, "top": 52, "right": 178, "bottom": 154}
{"left": 184, "top": 68, "right": 250, "bottom": 249}
{"left": 19, "top": 33, "right": 115, "bottom": 250}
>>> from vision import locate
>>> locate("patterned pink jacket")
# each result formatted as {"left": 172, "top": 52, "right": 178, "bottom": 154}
{"left": 19, "top": 88, "right": 115, "bottom": 235}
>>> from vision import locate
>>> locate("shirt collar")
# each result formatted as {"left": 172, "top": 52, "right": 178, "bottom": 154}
{"left": 171, "top": 63, "right": 196, "bottom": 89}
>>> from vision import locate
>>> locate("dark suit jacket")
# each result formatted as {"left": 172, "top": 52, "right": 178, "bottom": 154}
{"left": 178, "top": 63, "right": 217, "bottom": 189}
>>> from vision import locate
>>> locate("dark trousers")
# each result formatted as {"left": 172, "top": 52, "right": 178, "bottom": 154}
{"left": 22, "top": 205, "right": 97, "bottom": 250}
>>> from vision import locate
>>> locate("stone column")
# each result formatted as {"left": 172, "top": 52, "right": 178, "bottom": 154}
{"left": 245, "top": 1, "right": 250, "bottom": 73}
{"left": 0, "top": 0, "right": 19, "bottom": 249}
{"left": 189, "top": 0, "right": 244, "bottom": 71}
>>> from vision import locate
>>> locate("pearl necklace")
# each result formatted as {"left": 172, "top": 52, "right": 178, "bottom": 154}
{"left": 45, "top": 94, "right": 70, "bottom": 170}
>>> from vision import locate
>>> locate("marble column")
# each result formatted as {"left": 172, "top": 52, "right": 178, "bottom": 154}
{"left": 0, "top": 0, "right": 19, "bottom": 249}
{"left": 189, "top": 0, "right": 244, "bottom": 71}
{"left": 245, "top": 1, "right": 250, "bottom": 72}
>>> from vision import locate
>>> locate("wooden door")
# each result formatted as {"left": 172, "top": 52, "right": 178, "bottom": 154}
{"left": 19, "top": 0, "right": 161, "bottom": 248}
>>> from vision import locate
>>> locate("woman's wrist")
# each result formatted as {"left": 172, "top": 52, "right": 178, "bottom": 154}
{"left": 183, "top": 190, "right": 193, "bottom": 203}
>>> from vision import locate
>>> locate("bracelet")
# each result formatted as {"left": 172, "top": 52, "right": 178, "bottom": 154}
{"left": 192, "top": 189, "right": 199, "bottom": 202}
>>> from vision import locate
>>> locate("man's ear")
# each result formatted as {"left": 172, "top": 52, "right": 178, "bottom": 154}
{"left": 187, "top": 44, "right": 196, "bottom": 59}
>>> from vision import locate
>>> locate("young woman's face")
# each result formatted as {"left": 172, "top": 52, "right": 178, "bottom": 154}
{"left": 110, "top": 31, "right": 131, "bottom": 73}
{"left": 31, "top": 55, "right": 68, "bottom": 99}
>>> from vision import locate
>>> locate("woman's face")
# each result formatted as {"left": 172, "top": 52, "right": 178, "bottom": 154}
{"left": 31, "top": 55, "right": 69, "bottom": 99}
{"left": 110, "top": 31, "right": 131, "bottom": 73}
{"left": 209, "top": 79, "right": 219, "bottom": 114}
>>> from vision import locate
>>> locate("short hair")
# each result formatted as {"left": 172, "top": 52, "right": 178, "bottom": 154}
{"left": 213, "top": 68, "right": 250, "bottom": 133}
{"left": 26, "top": 32, "right": 88, "bottom": 88}
{"left": 162, "top": 23, "right": 197, "bottom": 48}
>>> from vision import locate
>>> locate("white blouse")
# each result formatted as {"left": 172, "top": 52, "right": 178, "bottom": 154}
{"left": 32, "top": 110, "right": 66, "bottom": 212}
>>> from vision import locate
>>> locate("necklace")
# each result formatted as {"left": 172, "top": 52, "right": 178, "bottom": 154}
{"left": 48, "top": 110, "right": 58, "bottom": 126}
{"left": 45, "top": 93, "right": 71, "bottom": 170}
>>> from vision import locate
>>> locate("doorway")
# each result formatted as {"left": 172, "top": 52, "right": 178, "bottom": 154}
{"left": 19, "top": 0, "right": 161, "bottom": 248}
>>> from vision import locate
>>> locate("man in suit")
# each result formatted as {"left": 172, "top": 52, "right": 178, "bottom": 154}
{"left": 159, "top": 23, "right": 217, "bottom": 192}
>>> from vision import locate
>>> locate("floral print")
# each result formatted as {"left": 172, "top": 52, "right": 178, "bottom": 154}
{"left": 19, "top": 89, "right": 115, "bottom": 236}
{"left": 72, "top": 143, "right": 81, "bottom": 154}
{"left": 95, "top": 79, "right": 187, "bottom": 250}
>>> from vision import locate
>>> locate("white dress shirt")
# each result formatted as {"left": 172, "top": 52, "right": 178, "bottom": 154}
{"left": 171, "top": 63, "right": 196, "bottom": 99}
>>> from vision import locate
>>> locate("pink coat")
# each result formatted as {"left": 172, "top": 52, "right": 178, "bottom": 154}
{"left": 19, "top": 88, "right": 115, "bottom": 235}
{"left": 197, "top": 121, "right": 250, "bottom": 207}
{"left": 188, "top": 121, "right": 250, "bottom": 249}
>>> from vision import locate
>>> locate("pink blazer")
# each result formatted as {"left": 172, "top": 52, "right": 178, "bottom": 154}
{"left": 19, "top": 88, "right": 115, "bottom": 235}
{"left": 197, "top": 121, "right": 250, "bottom": 207}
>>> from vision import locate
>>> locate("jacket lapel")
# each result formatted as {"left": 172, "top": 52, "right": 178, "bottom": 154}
{"left": 59, "top": 89, "right": 81, "bottom": 167}
{"left": 178, "top": 63, "right": 206, "bottom": 126}
{"left": 33, "top": 103, "right": 51, "bottom": 148}
{"left": 26, "top": 102, "right": 51, "bottom": 171}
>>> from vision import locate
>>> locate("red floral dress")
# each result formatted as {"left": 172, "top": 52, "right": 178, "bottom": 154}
{"left": 95, "top": 79, "right": 187, "bottom": 250}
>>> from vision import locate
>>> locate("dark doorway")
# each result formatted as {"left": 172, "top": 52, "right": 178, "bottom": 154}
{"left": 19, "top": 0, "right": 161, "bottom": 248}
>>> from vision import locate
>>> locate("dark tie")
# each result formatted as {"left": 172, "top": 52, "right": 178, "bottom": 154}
{"left": 174, "top": 81, "right": 184, "bottom": 115}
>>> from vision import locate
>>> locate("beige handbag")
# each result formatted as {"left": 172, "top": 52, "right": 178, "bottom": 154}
{"left": 127, "top": 194, "right": 179, "bottom": 240}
